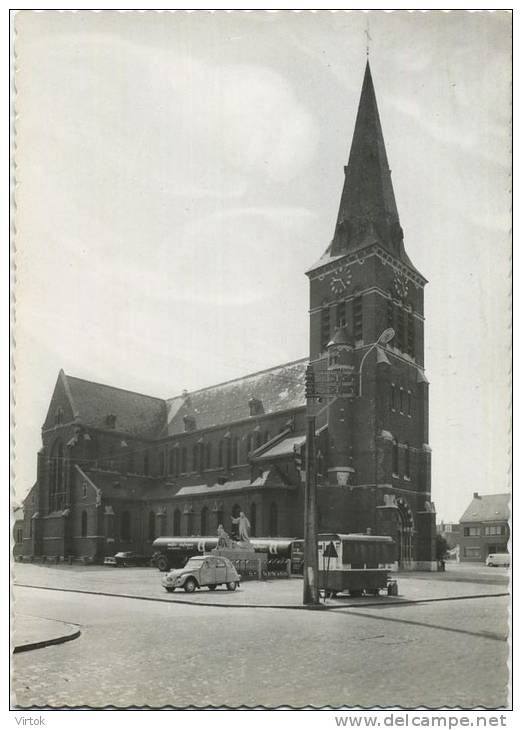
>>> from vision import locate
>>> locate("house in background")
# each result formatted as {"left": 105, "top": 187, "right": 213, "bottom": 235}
{"left": 436, "top": 521, "right": 460, "bottom": 551}
{"left": 458, "top": 492, "right": 510, "bottom": 563}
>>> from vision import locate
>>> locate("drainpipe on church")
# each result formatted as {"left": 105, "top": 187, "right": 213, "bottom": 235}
{"left": 303, "top": 365, "right": 320, "bottom": 606}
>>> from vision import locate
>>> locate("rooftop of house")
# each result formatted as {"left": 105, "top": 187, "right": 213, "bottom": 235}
{"left": 459, "top": 493, "right": 510, "bottom": 524}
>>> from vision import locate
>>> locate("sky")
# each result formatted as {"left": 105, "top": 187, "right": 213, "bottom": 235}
{"left": 13, "top": 10, "right": 511, "bottom": 522}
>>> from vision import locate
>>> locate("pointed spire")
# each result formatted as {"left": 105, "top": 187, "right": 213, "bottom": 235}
{"left": 328, "top": 62, "right": 405, "bottom": 260}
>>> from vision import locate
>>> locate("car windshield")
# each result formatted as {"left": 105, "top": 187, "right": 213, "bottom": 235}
{"left": 184, "top": 558, "right": 203, "bottom": 570}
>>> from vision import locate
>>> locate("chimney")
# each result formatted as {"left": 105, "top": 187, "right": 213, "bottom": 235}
{"left": 473, "top": 492, "right": 480, "bottom": 499}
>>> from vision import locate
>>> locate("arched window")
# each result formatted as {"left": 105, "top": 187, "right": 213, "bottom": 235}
{"left": 81, "top": 510, "right": 88, "bottom": 538}
{"left": 158, "top": 512, "right": 166, "bottom": 537}
{"left": 121, "top": 511, "right": 131, "bottom": 541}
{"left": 391, "top": 385, "right": 397, "bottom": 411}
{"left": 54, "top": 407, "right": 63, "bottom": 425}
{"left": 148, "top": 511, "right": 155, "bottom": 541}
{"left": 399, "top": 388, "right": 405, "bottom": 413}
{"left": 180, "top": 447, "right": 187, "bottom": 473}
{"left": 159, "top": 451, "right": 165, "bottom": 476}
{"left": 173, "top": 447, "right": 180, "bottom": 476}
{"left": 168, "top": 449, "right": 175, "bottom": 475}
{"left": 250, "top": 503, "right": 257, "bottom": 537}
{"left": 216, "top": 506, "right": 224, "bottom": 531}
{"left": 218, "top": 440, "right": 223, "bottom": 468}
{"left": 49, "top": 440, "right": 65, "bottom": 512}
{"left": 143, "top": 451, "right": 150, "bottom": 476}
{"left": 173, "top": 509, "right": 181, "bottom": 536}
{"left": 225, "top": 438, "right": 231, "bottom": 469}
{"left": 186, "top": 512, "right": 195, "bottom": 536}
{"left": 392, "top": 438, "right": 399, "bottom": 476}
{"left": 192, "top": 444, "right": 199, "bottom": 473}
{"left": 200, "top": 506, "right": 208, "bottom": 536}
{"left": 205, "top": 442, "right": 212, "bottom": 469}
{"left": 232, "top": 437, "right": 240, "bottom": 465}
{"left": 404, "top": 443, "right": 411, "bottom": 479}
{"left": 231, "top": 503, "right": 241, "bottom": 539}
{"left": 269, "top": 502, "right": 278, "bottom": 537}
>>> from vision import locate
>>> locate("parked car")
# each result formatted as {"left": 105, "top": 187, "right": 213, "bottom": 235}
{"left": 161, "top": 555, "right": 240, "bottom": 593}
{"left": 485, "top": 553, "right": 510, "bottom": 567}
{"left": 104, "top": 551, "right": 152, "bottom": 568}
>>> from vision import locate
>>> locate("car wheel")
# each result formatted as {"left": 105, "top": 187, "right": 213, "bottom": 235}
{"left": 226, "top": 581, "right": 237, "bottom": 591}
{"left": 184, "top": 578, "right": 197, "bottom": 593}
{"left": 165, "top": 587, "right": 175, "bottom": 593}
{"left": 208, "top": 585, "right": 217, "bottom": 591}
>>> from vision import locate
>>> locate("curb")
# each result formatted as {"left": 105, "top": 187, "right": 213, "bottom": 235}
{"left": 13, "top": 626, "right": 81, "bottom": 654}
{"left": 14, "top": 583, "right": 509, "bottom": 612}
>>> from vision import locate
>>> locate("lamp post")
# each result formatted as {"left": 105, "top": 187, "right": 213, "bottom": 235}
{"left": 303, "top": 364, "right": 320, "bottom": 605}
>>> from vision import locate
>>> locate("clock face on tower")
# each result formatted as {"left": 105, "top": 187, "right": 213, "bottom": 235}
{"left": 394, "top": 271, "right": 409, "bottom": 300}
{"left": 329, "top": 266, "right": 353, "bottom": 296}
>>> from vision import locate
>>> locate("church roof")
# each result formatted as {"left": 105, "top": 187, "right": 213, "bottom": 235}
{"left": 459, "top": 493, "right": 510, "bottom": 524}
{"left": 165, "top": 358, "right": 307, "bottom": 435}
{"left": 64, "top": 373, "right": 167, "bottom": 439}
{"left": 310, "top": 62, "right": 420, "bottom": 276}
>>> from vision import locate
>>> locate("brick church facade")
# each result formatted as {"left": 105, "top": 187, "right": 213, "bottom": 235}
{"left": 18, "top": 63, "right": 437, "bottom": 569}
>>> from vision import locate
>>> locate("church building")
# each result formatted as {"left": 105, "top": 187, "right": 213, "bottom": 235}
{"left": 18, "top": 63, "right": 437, "bottom": 570}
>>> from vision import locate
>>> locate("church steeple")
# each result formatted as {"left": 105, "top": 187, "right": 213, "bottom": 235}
{"left": 327, "top": 62, "right": 409, "bottom": 265}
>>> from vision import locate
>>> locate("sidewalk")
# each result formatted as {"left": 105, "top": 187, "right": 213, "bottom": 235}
{"left": 13, "top": 614, "right": 81, "bottom": 653}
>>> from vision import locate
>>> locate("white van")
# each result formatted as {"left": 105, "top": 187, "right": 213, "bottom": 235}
{"left": 485, "top": 553, "right": 510, "bottom": 567}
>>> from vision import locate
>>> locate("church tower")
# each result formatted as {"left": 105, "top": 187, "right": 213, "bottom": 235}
{"left": 307, "top": 63, "right": 436, "bottom": 569}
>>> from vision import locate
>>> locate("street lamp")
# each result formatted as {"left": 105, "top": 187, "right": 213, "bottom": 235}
{"left": 358, "top": 328, "right": 395, "bottom": 397}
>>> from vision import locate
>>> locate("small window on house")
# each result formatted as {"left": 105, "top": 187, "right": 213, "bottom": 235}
{"left": 399, "top": 388, "right": 405, "bottom": 413}
{"left": 54, "top": 407, "right": 63, "bottom": 426}
{"left": 248, "top": 398, "right": 264, "bottom": 416}
{"left": 180, "top": 447, "right": 187, "bottom": 473}
{"left": 183, "top": 415, "right": 196, "bottom": 432}
{"left": 218, "top": 440, "right": 223, "bottom": 468}
{"left": 192, "top": 444, "right": 199, "bottom": 473}
{"left": 205, "top": 442, "right": 212, "bottom": 469}
{"left": 168, "top": 449, "right": 175, "bottom": 475}
{"left": 159, "top": 451, "right": 165, "bottom": 476}
{"left": 232, "top": 437, "right": 241, "bottom": 466}
{"left": 391, "top": 385, "right": 397, "bottom": 412}
{"left": 143, "top": 450, "right": 150, "bottom": 476}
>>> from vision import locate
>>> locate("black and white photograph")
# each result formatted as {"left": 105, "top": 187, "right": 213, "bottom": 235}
{"left": 10, "top": 9, "right": 512, "bottom": 712}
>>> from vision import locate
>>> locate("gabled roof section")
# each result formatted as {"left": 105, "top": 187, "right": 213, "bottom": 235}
{"left": 166, "top": 358, "right": 308, "bottom": 436}
{"left": 311, "top": 62, "right": 420, "bottom": 276}
{"left": 459, "top": 493, "right": 510, "bottom": 524}
{"left": 64, "top": 374, "right": 166, "bottom": 438}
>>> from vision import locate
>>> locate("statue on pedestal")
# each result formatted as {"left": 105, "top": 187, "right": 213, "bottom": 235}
{"left": 231, "top": 511, "right": 251, "bottom": 544}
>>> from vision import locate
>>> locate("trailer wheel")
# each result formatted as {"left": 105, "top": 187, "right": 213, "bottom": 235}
{"left": 157, "top": 556, "right": 169, "bottom": 572}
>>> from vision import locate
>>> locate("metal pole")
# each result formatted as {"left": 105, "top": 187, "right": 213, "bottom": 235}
{"left": 303, "top": 407, "right": 319, "bottom": 605}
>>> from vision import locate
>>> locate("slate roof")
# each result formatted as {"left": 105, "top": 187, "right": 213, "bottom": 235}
{"left": 310, "top": 62, "right": 421, "bottom": 277}
{"left": 165, "top": 358, "right": 307, "bottom": 436}
{"left": 254, "top": 434, "right": 306, "bottom": 461}
{"left": 65, "top": 373, "right": 167, "bottom": 439}
{"left": 459, "top": 493, "right": 510, "bottom": 524}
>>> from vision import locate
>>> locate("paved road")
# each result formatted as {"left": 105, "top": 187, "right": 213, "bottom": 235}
{"left": 12, "top": 582, "right": 509, "bottom": 709}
